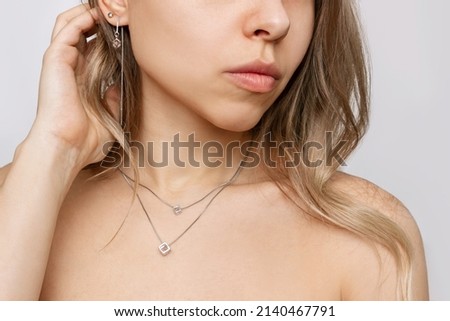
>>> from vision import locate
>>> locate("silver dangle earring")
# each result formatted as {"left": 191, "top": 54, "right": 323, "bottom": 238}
{"left": 115, "top": 18, "right": 125, "bottom": 128}
{"left": 119, "top": 27, "right": 124, "bottom": 128}
{"left": 112, "top": 17, "right": 122, "bottom": 49}
{"left": 104, "top": 13, "right": 125, "bottom": 128}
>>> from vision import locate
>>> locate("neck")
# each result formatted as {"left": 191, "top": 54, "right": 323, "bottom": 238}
{"left": 126, "top": 76, "right": 253, "bottom": 193}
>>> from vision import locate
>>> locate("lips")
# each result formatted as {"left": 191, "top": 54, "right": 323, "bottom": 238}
{"left": 225, "top": 61, "right": 282, "bottom": 93}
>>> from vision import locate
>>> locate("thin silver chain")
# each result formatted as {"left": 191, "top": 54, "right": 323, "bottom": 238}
{"left": 120, "top": 163, "right": 243, "bottom": 255}
{"left": 120, "top": 170, "right": 233, "bottom": 214}
{"left": 119, "top": 26, "right": 124, "bottom": 128}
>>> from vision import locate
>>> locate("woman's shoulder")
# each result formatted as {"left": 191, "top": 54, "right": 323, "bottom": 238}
{"left": 0, "top": 163, "right": 11, "bottom": 186}
{"left": 61, "top": 168, "right": 123, "bottom": 209}
{"left": 329, "top": 171, "right": 411, "bottom": 221}
{"left": 327, "top": 171, "right": 429, "bottom": 300}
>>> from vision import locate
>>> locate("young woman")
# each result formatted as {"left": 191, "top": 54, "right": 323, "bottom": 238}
{"left": 0, "top": 0, "right": 428, "bottom": 300}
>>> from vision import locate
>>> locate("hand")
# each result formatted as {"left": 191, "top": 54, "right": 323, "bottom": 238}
{"left": 31, "top": 4, "right": 118, "bottom": 168}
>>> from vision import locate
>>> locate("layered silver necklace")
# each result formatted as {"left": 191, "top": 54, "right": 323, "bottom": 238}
{"left": 121, "top": 171, "right": 235, "bottom": 215}
{"left": 120, "top": 163, "right": 243, "bottom": 256}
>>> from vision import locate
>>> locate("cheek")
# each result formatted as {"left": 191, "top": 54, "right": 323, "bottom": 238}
{"left": 285, "top": 10, "right": 315, "bottom": 73}
{"left": 126, "top": 2, "right": 315, "bottom": 133}
{"left": 129, "top": 6, "right": 222, "bottom": 89}
{"left": 128, "top": 3, "right": 221, "bottom": 71}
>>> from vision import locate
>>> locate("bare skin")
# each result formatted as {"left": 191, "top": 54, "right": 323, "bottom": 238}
{"left": 0, "top": 162, "right": 429, "bottom": 300}
{"left": 0, "top": 2, "right": 428, "bottom": 300}
{"left": 34, "top": 166, "right": 428, "bottom": 300}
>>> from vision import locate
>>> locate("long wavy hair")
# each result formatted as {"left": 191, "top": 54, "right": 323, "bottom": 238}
{"left": 83, "top": 0, "right": 413, "bottom": 299}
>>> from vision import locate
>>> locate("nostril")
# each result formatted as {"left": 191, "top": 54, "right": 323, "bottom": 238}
{"left": 254, "top": 29, "right": 270, "bottom": 37}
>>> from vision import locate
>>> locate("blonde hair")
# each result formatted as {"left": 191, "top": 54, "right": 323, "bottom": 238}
{"left": 83, "top": 0, "right": 413, "bottom": 299}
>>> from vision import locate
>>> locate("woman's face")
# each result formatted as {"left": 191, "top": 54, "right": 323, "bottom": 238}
{"left": 127, "top": 0, "right": 315, "bottom": 132}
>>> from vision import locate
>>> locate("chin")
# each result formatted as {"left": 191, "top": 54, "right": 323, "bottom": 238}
{"left": 208, "top": 111, "right": 263, "bottom": 133}
{"left": 215, "top": 122, "right": 258, "bottom": 133}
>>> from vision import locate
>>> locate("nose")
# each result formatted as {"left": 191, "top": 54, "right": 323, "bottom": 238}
{"left": 243, "top": 0, "right": 291, "bottom": 42}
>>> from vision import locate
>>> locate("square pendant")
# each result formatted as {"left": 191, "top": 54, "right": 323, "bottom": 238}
{"left": 112, "top": 38, "right": 122, "bottom": 49}
{"left": 159, "top": 242, "right": 171, "bottom": 256}
{"left": 173, "top": 205, "right": 182, "bottom": 215}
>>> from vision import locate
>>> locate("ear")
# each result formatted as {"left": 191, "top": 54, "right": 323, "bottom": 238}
{"left": 97, "top": 0, "right": 129, "bottom": 26}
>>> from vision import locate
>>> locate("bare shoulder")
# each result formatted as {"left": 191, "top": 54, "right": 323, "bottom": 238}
{"left": 330, "top": 171, "right": 413, "bottom": 223}
{"left": 56, "top": 167, "right": 131, "bottom": 231}
{"left": 329, "top": 171, "right": 424, "bottom": 239}
{"left": 327, "top": 171, "right": 429, "bottom": 300}
{"left": 47, "top": 168, "right": 129, "bottom": 254}
{"left": 60, "top": 168, "right": 121, "bottom": 209}
{"left": 0, "top": 163, "right": 12, "bottom": 186}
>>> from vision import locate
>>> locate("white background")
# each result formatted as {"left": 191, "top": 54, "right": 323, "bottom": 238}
{"left": 0, "top": 1, "right": 449, "bottom": 300}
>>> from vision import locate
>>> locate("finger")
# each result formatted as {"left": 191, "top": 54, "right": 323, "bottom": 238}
{"left": 51, "top": 8, "right": 99, "bottom": 48}
{"left": 51, "top": 4, "right": 100, "bottom": 42}
{"left": 51, "top": 4, "right": 93, "bottom": 41}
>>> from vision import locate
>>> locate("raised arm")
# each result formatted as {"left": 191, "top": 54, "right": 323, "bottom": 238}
{"left": 0, "top": 5, "right": 116, "bottom": 300}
